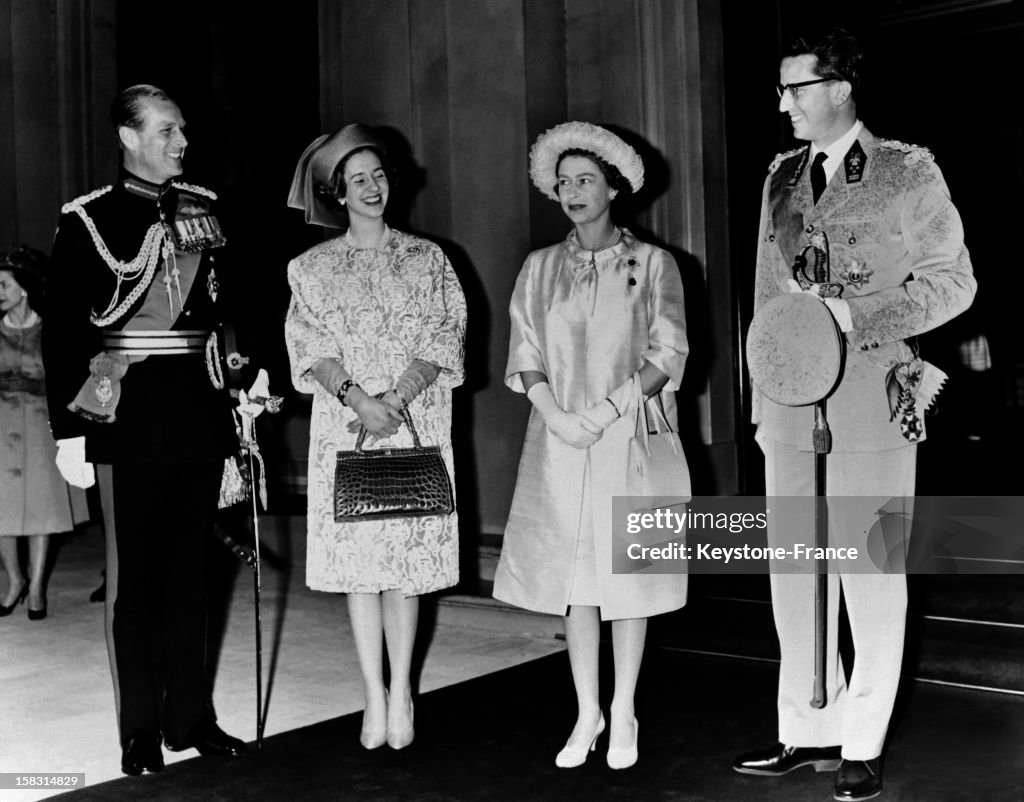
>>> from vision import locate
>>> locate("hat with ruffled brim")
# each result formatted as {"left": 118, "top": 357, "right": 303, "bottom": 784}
{"left": 287, "top": 123, "right": 387, "bottom": 229}
{"left": 529, "top": 122, "right": 644, "bottom": 201}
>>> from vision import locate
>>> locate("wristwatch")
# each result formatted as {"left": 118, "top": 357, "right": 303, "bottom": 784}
{"left": 336, "top": 379, "right": 361, "bottom": 406}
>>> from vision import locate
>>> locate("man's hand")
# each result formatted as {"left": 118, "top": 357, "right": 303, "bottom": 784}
{"left": 55, "top": 437, "right": 95, "bottom": 489}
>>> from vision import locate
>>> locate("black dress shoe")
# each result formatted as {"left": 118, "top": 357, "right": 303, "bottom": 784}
{"left": 121, "top": 731, "right": 164, "bottom": 776}
{"left": 733, "top": 743, "right": 842, "bottom": 776}
{"left": 834, "top": 757, "right": 882, "bottom": 801}
{"left": 0, "top": 586, "right": 28, "bottom": 616}
{"left": 165, "top": 722, "right": 247, "bottom": 757}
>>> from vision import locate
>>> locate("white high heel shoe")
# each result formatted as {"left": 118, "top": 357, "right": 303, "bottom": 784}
{"left": 387, "top": 693, "right": 415, "bottom": 750}
{"left": 606, "top": 717, "right": 638, "bottom": 770}
{"left": 360, "top": 691, "right": 388, "bottom": 750}
{"left": 555, "top": 714, "right": 606, "bottom": 768}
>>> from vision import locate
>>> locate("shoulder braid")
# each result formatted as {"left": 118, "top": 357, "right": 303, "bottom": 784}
{"left": 61, "top": 185, "right": 113, "bottom": 215}
{"left": 768, "top": 147, "right": 806, "bottom": 175}
{"left": 172, "top": 181, "right": 218, "bottom": 200}
{"left": 877, "top": 139, "right": 935, "bottom": 167}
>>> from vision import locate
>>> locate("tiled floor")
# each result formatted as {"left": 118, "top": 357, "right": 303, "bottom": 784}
{"left": 0, "top": 518, "right": 565, "bottom": 801}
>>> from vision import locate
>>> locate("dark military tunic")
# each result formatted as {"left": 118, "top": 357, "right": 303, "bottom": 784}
{"left": 43, "top": 172, "right": 238, "bottom": 747}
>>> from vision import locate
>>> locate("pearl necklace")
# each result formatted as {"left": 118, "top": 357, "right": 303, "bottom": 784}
{"left": 573, "top": 226, "right": 622, "bottom": 267}
{"left": 345, "top": 225, "right": 391, "bottom": 250}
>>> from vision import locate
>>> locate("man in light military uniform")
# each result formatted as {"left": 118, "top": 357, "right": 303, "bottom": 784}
{"left": 43, "top": 85, "right": 249, "bottom": 775}
{"left": 734, "top": 29, "right": 975, "bottom": 801}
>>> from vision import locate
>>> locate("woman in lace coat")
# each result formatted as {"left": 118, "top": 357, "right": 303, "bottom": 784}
{"left": 285, "top": 125, "right": 466, "bottom": 750}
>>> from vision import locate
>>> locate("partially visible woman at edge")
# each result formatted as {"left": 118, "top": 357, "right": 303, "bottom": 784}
{"left": 0, "top": 246, "right": 84, "bottom": 620}
{"left": 284, "top": 124, "right": 466, "bottom": 750}
{"left": 494, "top": 122, "right": 690, "bottom": 770}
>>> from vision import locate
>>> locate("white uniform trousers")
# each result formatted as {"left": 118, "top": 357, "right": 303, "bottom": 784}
{"left": 765, "top": 439, "right": 915, "bottom": 760}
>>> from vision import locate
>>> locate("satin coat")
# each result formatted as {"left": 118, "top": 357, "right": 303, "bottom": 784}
{"left": 752, "top": 127, "right": 976, "bottom": 451}
{"left": 494, "top": 230, "right": 689, "bottom": 620}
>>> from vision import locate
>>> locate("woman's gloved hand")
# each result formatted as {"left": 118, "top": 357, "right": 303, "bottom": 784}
{"left": 527, "top": 382, "right": 601, "bottom": 449}
{"left": 348, "top": 387, "right": 404, "bottom": 438}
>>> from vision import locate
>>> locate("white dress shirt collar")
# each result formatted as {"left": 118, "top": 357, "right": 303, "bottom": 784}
{"left": 811, "top": 120, "right": 863, "bottom": 183}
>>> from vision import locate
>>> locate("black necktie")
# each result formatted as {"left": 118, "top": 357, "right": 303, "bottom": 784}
{"left": 810, "top": 152, "right": 828, "bottom": 204}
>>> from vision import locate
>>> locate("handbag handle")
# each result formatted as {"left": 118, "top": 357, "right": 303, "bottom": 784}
{"left": 354, "top": 403, "right": 424, "bottom": 451}
{"left": 632, "top": 371, "right": 679, "bottom": 454}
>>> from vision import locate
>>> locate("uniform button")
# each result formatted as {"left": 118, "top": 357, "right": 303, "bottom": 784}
{"left": 805, "top": 225, "right": 814, "bottom": 233}
{"left": 860, "top": 344, "right": 869, "bottom": 351}
{"left": 848, "top": 235, "right": 857, "bottom": 245}
{"left": 768, "top": 234, "right": 775, "bottom": 242}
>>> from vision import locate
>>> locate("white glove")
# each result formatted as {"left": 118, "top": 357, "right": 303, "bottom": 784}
{"left": 786, "top": 279, "right": 853, "bottom": 333}
{"left": 580, "top": 398, "right": 620, "bottom": 431}
{"left": 238, "top": 369, "right": 271, "bottom": 417}
{"left": 55, "top": 437, "right": 95, "bottom": 489}
{"left": 822, "top": 297, "right": 853, "bottom": 333}
{"left": 527, "top": 382, "right": 601, "bottom": 449}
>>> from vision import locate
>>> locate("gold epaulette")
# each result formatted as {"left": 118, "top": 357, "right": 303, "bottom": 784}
{"left": 61, "top": 185, "right": 113, "bottom": 215}
{"left": 768, "top": 147, "right": 806, "bottom": 175}
{"left": 877, "top": 139, "right": 935, "bottom": 166}
{"left": 172, "top": 181, "right": 218, "bottom": 201}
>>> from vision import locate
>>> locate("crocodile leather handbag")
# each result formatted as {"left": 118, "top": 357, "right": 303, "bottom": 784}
{"left": 334, "top": 408, "right": 454, "bottom": 522}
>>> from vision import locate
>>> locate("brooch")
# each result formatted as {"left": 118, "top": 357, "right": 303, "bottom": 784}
{"left": 840, "top": 259, "right": 872, "bottom": 289}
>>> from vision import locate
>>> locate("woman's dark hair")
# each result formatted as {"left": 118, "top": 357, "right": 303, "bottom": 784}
{"left": 314, "top": 146, "right": 395, "bottom": 206}
{"left": 787, "top": 27, "right": 864, "bottom": 97}
{"left": 0, "top": 245, "right": 48, "bottom": 316}
{"left": 110, "top": 84, "right": 174, "bottom": 132}
{"left": 554, "top": 148, "right": 631, "bottom": 196}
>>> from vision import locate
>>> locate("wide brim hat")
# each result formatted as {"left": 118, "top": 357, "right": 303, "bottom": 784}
{"left": 287, "top": 123, "right": 387, "bottom": 229}
{"left": 529, "top": 121, "right": 644, "bottom": 201}
{"left": 746, "top": 293, "right": 846, "bottom": 406}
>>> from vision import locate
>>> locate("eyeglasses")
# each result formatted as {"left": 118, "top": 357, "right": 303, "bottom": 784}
{"left": 776, "top": 77, "right": 834, "bottom": 99}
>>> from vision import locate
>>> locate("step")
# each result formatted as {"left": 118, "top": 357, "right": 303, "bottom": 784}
{"left": 436, "top": 593, "right": 564, "bottom": 639}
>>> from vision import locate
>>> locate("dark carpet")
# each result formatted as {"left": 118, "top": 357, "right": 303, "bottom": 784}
{"left": 52, "top": 649, "right": 1024, "bottom": 801}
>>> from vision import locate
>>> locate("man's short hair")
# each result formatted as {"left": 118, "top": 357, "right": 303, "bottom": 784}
{"left": 787, "top": 27, "right": 864, "bottom": 97}
{"left": 110, "top": 84, "right": 174, "bottom": 133}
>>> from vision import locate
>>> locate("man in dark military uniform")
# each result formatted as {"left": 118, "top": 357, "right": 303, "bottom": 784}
{"left": 735, "top": 30, "right": 975, "bottom": 802}
{"left": 43, "top": 84, "right": 248, "bottom": 775}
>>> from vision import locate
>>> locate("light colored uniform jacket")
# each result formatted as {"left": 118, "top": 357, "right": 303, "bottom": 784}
{"left": 752, "top": 126, "right": 976, "bottom": 452}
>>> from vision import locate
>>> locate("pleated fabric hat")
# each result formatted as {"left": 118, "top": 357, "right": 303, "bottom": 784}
{"left": 287, "top": 123, "right": 387, "bottom": 228}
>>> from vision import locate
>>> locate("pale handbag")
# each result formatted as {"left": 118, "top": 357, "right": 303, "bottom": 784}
{"left": 626, "top": 373, "right": 691, "bottom": 511}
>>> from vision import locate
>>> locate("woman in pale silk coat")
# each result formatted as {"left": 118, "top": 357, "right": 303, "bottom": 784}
{"left": 494, "top": 123, "right": 689, "bottom": 770}
{"left": 285, "top": 124, "right": 466, "bottom": 751}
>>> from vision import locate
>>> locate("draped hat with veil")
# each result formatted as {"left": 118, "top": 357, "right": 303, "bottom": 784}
{"left": 287, "top": 123, "right": 387, "bottom": 229}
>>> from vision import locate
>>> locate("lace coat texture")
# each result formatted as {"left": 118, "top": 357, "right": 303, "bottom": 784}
{"left": 285, "top": 229, "right": 466, "bottom": 595}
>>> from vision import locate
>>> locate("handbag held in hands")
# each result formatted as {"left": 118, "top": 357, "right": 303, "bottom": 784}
{"left": 626, "top": 373, "right": 691, "bottom": 511}
{"left": 334, "top": 408, "right": 454, "bottom": 522}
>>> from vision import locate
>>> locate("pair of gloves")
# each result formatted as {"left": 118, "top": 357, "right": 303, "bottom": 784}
{"left": 527, "top": 378, "right": 633, "bottom": 449}
{"left": 55, "top": 369, "right": 275, "bottom": 489}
